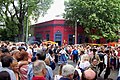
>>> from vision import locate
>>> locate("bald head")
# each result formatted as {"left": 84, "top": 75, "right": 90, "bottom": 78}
{"left": 81, "top": 69, "right": 96, "bottom": 80}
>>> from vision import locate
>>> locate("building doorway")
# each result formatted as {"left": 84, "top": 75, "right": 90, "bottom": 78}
{"left": 68, "top": 34, "right": 74, "bottom": 45}
{"left": 54, "top": 31, "right": 62, "bottom": 46}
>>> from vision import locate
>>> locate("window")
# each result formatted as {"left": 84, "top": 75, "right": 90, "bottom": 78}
{"left": 36, "top": 34, "right": 42, "bottom": 41}
{"left": 46, "top": 34, "right": 49, "bottom": 41}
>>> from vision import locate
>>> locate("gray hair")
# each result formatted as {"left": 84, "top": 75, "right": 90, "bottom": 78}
{"left": 33, "top": 60, "right": 46, "bottom": 75}
{"left": 62, "top": 64, "right": 75, "bottom": 77}
{"left": 10, "top": 50, "right": 20, "bottom": 54}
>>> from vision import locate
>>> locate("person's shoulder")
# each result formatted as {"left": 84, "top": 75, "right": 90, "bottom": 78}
{"left": 59, "top": 77, "right": 70, "bottom": 80}
{"left": 46, "top": 65, "right": 52, "bottom": 71}
{"left": 54, "top": 75, "right": 62, "bottom": 80}
{"left": 6, "top": 68, "right": 15, "bottom": 74}
{"left": 117, "top": 77, "right": 120, "bottom": 80}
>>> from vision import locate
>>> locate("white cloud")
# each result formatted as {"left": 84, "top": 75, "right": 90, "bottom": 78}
{"left": 31, "top": 0, "right": 65, "bottom": 24}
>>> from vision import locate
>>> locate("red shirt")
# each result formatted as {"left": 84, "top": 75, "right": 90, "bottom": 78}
{"left": 32, "top": 76, "right": 46, "bottom": 80}
{"left": 118, "top": 51, "right": 120, "bottom": 57}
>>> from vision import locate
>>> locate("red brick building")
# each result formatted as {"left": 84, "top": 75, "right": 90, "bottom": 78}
{"left": 32, "top": 19, "right": 106, "bottom": 45}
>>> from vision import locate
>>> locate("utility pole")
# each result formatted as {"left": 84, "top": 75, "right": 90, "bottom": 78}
{"left": 75, "top": 20, "right": 78, "bottom": 44}
{"left": 26, "top": 0, "right": 28, "bottom": 43}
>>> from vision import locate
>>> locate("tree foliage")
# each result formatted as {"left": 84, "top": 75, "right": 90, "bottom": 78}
{"left": 64, "top": 0, "right": 120, "bottom": 41}
{"left": 0, "top": 0, "right": 53, "bottom": 41}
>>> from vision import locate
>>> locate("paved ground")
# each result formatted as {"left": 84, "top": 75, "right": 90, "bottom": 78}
{"left": 53, "top": 60, "right": 118, "bottom": 80}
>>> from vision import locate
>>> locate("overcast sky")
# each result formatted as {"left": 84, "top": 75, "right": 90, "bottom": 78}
{"left": 31, "top": 0, "right": 65, "bottom": 24}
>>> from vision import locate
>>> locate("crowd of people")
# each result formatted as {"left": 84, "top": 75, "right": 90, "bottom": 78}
{"left": 0, "top": 41, "right": 120, "bottom": 80}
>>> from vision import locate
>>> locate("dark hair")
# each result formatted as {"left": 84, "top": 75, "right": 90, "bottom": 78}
{"left": 31, "top": 56, "right": 36, "bottom": 62}
{"left": 93, "top": 49, "right": 97, "bottom": 53}
{"left": 18, "top": 46, "right": 25, "bottom": 51}
{"left": 36, "top": 52, "right": 46, "bottom": 60}
{"left": 49, "top": 49, "right": 53, "bottom": 55}
{"left": 1, "top": 55, "right": 13, "bottom": 67}
{"left": 1, "top": 48, "right": 9, "bottom": 53}
{"left": 105, "top": 50, "right": 109, "bottom": 53}
{"left": 73, "top": 70, "right": 80, "bottom": 80}
{"left": 92, "top": 58, "right": 97, "bottom": 62}
{"left": 0, "top": 71, "right": 11, "bottom": 80}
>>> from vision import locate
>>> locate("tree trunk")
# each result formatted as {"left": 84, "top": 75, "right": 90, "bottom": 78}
{"left": 18, "top": 20, "right": 25, "bottom": 42}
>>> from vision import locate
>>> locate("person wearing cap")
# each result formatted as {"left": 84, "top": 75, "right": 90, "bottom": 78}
{"left": 59, "top": 64, "right": 75, "bottom": 80}
{"left": 32, "top": 60, "right": 47, "bottom": 80}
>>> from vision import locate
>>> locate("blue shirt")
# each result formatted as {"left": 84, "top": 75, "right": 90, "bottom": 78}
{"left": 27, "top": 62, "right": 33, "bottom": 80}
{"left": 46, "top": 65, "right": 53, "bottom": 80}
{"left": 72, "top": 50, "right": 78, "bottom": 55}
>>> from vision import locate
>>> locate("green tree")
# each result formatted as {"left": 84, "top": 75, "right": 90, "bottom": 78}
{"left": 64, "top": 0, "right": 120, "bottom": 41}
{"left": 0, "top": 0, "right": 53, "bottom": 41}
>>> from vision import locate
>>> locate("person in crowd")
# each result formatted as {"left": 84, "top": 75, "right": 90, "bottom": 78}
{"left": 73, "top": 69, "right": 80, "bottom": 80}
{"left": 27, "top": 56, "right": 36, "bottom": 80}
{"left": 32, "top": 44, "right": 38, "bottom": 57}
{"left": 0, "top": 71, "right": 11, "bottom": 80}
{"left": 54, "top": 64, "right": 64, "bottom": 80}
{"left": 117, "top": 46, "right": 120, "bottom": 69}
{"left": 0, "top": 55, "right": 16, "bottom": 80}
{"left": 89, "top": 58, "right": 99, "bottom": 74}
{"left": 46, "top": 47, "right": 56, "bottom": 70}
{"left": 72, "top": 47, "right": 79, "bottom": 63}
{"left": 10, "top": 44, "right": 17, "bottom": 52}
{"left": 18, "top": 51, "right": 29, "bottom": 80}
{"left": 10, "top": 61, "right": 20, "bottom": 80}
{"left": 78, "top": 54, "right": 90, "bottom": 72}
{"left": 58, "top": 46, "right": 68, "bottom": 65}
{"left": 32, "top": 60, "right": 47, "bottom": 80}
{"left": 36, "top": 52, "right": 53, "bottom": 80}
{"left": 97, "top": 50, "right": 105, "bottom": 77}
{"left": 11, "top": 50, "right": 21, "bottom": 62}
{"left": 59, "top": 64, "right": 75, "bottom": 80}
{"left": 104, "top": 50, "right": 111, "bottom": 79}
{"left": 81, "top": 68, "right": 97, "bottom": 80}
{"left": 90, "top": 49, "right": 100, "bottom": 64}
{"left": 1, "top": 48, "right": 10, "bottom": 56}
{"left": 117, "top": 67, "right": 120, "bottom": 80}
{"left": 26, "top": 45, "right": 33, "bottom": 60}
{"left": 54, "top": 46, "right": 59, "bottom": 63}
{"left": 110, "top": 50, "right": 117, "bottom": 70}
{"left": 0, "top": 48, "right": 3, "bottom": 67}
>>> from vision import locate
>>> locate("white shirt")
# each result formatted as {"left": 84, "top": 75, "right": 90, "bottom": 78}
{"left": 54, "top": 75, "right": 62, "bottom": 80}
{"left": 59, "top": 49, "right": 67, "bottom": 54}
{"left": 0, "top": 67, "right": 16, "bottom": 80}
{"left": 104, "top": 54, "right": 107, "bottom": 66}
{"left": 79, "top": 61, "right": 90, "bottom": 69}
{"left": 27, "top": 48, "right": 33, "bottom": 55}
{"left": 118, "top": 68, "right": 120, "bottom": 77}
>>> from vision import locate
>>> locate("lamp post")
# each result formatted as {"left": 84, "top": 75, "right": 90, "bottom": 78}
{"left": 75, "top": 20, "right": 79, "bottom": 44}
{"left": 26, "top": 0, "right": 28, "bottom": 43}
